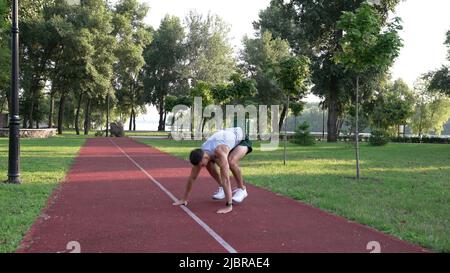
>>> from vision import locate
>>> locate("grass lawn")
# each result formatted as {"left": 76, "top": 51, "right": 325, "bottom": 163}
{"left": 0, "top": 134, "right": 87, "bottom": 253}
{"left": 137, "top": 139, "right": 450, "bottom": 252}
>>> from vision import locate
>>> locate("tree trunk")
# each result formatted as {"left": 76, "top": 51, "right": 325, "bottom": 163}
{"left": 355, "top": 76, "right": 360, "bottom": 180}
{"left": 57, "top": 93, "right": 66, "bottom": 135}
{"left": 84, "top": 98, "right": 91, "bottom": 135}
{"left": 129, "top": 108, "right": 134, "bottom": 131}
{"left": 35, "top": 103, "right": 39, "bottom": 129}
{"left": 327, "top": 94, "right": 339, "bottom": 142}
{"left": 75, "top": 92, "right": 83, "bottom": 135}
{"left": 28, "top": 96, "right": 35, "bottom": 129}
{"left": 133, "top": 110, "right": 136, "bottom": 131}
{"left": 163, "top": 111, "right": 167, "bottom": 131}
{"left": 284, "top": 96, "right": 290, "bottom": 166}
{"left": 48, "top": 94, "right": 54, "bottom": 128}
{"left": 278, "top": 104, "right": 287, "bottom": 132}
{"left": 28, "top": 79, "right": 38, "bottom": 129}
{"left": 158, "top": 98, "right": 165, "bottom": 131}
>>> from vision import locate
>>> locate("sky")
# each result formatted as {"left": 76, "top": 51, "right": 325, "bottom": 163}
{"left": 132, "top": 0, "right": 450, "bottom": 130}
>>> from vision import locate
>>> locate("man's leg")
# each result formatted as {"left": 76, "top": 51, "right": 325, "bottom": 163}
{"left": 228, "top": 146, "right": 248, "bottom": 189}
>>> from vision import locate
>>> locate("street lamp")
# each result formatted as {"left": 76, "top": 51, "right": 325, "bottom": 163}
{"left": 7, "top": 0, "right": 20, "bottom": 184}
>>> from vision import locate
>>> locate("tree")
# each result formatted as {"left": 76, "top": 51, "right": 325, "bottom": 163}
{"left": 143, "top": 15, "right": 185, "bottom": 131}
{"left": 19, "top": 0, "right": 60, "bottom": 128}
{"left": 334, "top": 2, "right": 402, "bottom": 179}
{"left": 410, "top": 79, "right": 450, "bottom": 137}
{"left": 112, "top": 0, "right": 152, "bottom": 132}
{"left": 427, "top": 30, "right": 450, "bottom": 96}
{"left": 46, "top": 1, "right": 93, "bottom": 135}
{"left": 0, "top": 0, "right": 10, "bottom": 114}
{"left": 241, "top": 31, "right": 292, "bottom": 128}
{"left": 255, "top": 0, "right": 402, "bottom": 142}
{"left": 370, "top": 79, "right": 415, "bottom": 135}
{"left": 291, "top": 121, "right": 315, "bottom": 146}
{"left": 80, "top": 0, "right": 117, "bottom": 135}
{"left": 276, "top": 56, "right": 310, "bottom": 127}
{"left": 183, "top": 11, "right": 236, "bottom": 86}
{"left": 276, "top": 56, "right": 310, "bottom": 164}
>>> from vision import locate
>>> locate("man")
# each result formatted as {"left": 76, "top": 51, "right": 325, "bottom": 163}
{"left": 173, "top": 127, "right": 252, "bottom": 214}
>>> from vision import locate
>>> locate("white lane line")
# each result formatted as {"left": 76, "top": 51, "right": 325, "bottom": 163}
{"left": 109, "top": 139, "right": 238, "bottom": 254}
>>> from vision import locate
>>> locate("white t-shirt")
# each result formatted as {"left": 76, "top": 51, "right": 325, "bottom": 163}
{"left": 201, "top": 127, "right": 244, "bottom": 157}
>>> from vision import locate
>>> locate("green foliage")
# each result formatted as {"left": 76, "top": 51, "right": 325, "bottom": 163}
{"left": 242, "top": 31, "right": 291, "bottom": 93}
{"left": 184, "top": 11, "right": 236, "bottom": 85}
{"left": 335, "top": 3, "right": 403, "bottom": 74}
{"left": 143, "top": 15, "right": 185, "bottom": 130}
{"left": 371, "top": 78, "right": 415, "bottom": 132}
{"left": 0, "top": 0, "right": 10, "bottom": 113}
{"left": 410, "top": 80, "right": 450, "bottom": 136}
{"left": 369, "top": 129, "right": 390, "bottom": 146}
{"left": 426, "top": 30, "right": 450, "bottom": 96}
{"left": 276, "top": 56, "right": 310, "bottom": 99}
{"left": 291, "top": 121, "right": 315, "bottom": 146}
{"left": 113, "top": 0, "right": 152, "bottom": 122}
{"left": 95, "top": 130, "right": 105, "bottom": 137}
{"left": 255, "top": 0, "right": 403, "bottom": 141}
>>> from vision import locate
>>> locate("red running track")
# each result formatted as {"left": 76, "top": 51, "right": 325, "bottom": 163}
{"left": 17, "top": 138, "right": 428, "bottom": 253}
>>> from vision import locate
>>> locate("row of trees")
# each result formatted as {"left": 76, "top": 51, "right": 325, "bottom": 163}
{"left": 0, "top": 0, "right": 311, "bottom": 135}
{"left": 0, "top": 0, "right": 448, "bottom": 139}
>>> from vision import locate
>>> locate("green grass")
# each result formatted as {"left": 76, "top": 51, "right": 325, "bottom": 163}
{"left": 0, "top": 135, "right": 86, "bottom": 253}
{"left": 137, "top": 139, "right": 450, "bottom": 252}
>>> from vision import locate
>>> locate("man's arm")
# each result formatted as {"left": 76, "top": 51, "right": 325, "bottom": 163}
{"left": 173, "top": 165, "right": 201, "bottom": 206}
{"left": 206, "top": 161, "right": 222, "bottom": 187}
{"left": 214, "top": 146, "right": 233, "bottom": 214}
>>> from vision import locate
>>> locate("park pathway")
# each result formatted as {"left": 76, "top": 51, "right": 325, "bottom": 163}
{"left": 17, "top": 138, "right": 428, "bottom": 253}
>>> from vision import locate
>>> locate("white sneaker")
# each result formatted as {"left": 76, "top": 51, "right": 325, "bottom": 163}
{"left": 212, "top": 187, "right": 225, "bottom": 200}
{"left": 232, "top": 188, "right": 248, "bottom": 203}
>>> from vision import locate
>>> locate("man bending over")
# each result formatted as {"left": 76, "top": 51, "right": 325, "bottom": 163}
{"left": 173, "top": 127, "right": 252, "bottom": 214}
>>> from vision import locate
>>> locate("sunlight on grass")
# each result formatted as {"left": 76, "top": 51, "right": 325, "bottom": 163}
{"left": 0, "top": 136, "right": 85, "bottom": 253}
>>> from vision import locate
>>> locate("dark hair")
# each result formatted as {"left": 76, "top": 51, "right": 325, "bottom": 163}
{"left": 189, "top": 149, "right": 204, "bottom": 166}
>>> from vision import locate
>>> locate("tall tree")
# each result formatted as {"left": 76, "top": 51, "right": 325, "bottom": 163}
{"left": 255, "top": 0, "right": 402, "bottom": 142}
{"left": 73, "top": 0, "right": 117, "bottom": 135}
{"left": 20, "top": 0, "right": 59, "bottom": 128}
{"left": 334, "top": 2, "right": 402, "bottom": 179}
{"left": 241, "top": 31, "right": 292, "bottom": 128}
{"left": 112, "top": 0, "right": 152, "bottom": 131}
{"left": 183, "top": 11, "right": 236, "bottom": 86}
{"left": 276, "top": 56, "right": 310, "bottom": 129}
{"left": 47, "top": 0, "right": 89, "bottom": 134}
{"left": 275, "top": 55, "right": 310, "bottom": 164}
{"left": 411, "top": 79, "right": 450, "bottom": 137}
{"left": 143, "top": 15, "right": 185, "bottom": 131}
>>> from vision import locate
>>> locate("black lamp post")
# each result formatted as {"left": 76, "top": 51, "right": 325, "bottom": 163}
{"left": 7, "top": 0, "right": 21, "bottom": 184}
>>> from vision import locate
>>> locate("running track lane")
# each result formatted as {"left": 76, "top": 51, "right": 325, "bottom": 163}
{"left": 17, "top": 138, "right": 428, "bottom": 253}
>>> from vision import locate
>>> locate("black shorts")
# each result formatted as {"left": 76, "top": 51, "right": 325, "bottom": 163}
{"left": 235, "top": 136, "right": 253, "bottom": 155}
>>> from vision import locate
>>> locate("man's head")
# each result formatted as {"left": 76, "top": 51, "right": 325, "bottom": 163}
{"left": 189, "top": 149, "right": 208, "bottom": 167}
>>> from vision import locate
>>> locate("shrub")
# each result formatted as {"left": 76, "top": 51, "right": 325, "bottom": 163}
{"left": 95, "top": 130, "right": 104, "bottom": 137}
{"left": 369, "top": 129, "right": 390, "bottom": 146}
{"left": 291, "top": 121, "right": 315, "bottom": 146}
